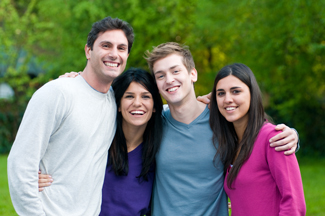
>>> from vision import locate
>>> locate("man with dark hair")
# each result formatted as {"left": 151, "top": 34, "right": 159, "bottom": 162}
{"left": 7, "top": 16, "right": 133, "bottom": 215}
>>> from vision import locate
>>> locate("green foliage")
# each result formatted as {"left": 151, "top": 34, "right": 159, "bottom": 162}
{"left": 222, "top": 0, "right": 325, "bottom": 156}
{"left": 0, "top": 0, "right": 48, "bottom": 153}
{"left": 0, "top": 0, "right": 324, "bottom": 155}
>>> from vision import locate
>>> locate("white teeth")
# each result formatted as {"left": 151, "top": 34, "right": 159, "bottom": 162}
{"left": 131, "top": 111, "right": 145, "bottom": 115}
{"left": 167, "top": 87, "right": 178, "bottom": 92}
{"left": 104, "top": 62, "right": 118, "bottom": 67}
{"left": 226, "top": 107, "right": 236, "bottom": 111}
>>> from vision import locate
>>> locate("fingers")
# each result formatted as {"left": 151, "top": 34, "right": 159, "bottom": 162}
{"left": 228, "top": 202, "right": 231, "bottom": 210}
{"left": 284, "top": 146, "right": 296, "bottom": 155}
{"left": 269, "top": 124, "right": 292, "bottom": 143}
{"left": 38, "top": 172, "right": 53, "bottom": 192}
{"left": 270, "top": 133, "right": 295, "bottom": 148}
{"left": 59, "top": 72, "right": 80, "bottom": 78}
{"left": 274, "top": 123, "right": 286, "bottom": 131}
{"left": 197, "top": 96, "right": 210, "bottom": 104}
{"left": 269, "top": 125, "right": 298, "bottom": 155}
{"left": 197, "top": 92, "right": 212, "bottom": 105}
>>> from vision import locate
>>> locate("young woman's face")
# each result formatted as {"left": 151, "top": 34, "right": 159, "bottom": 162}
{"left": 119, "top": 81, "right": 155, "bottom": 129}
{"left": 215, "top": 75, "right": 251, "bottom": 127}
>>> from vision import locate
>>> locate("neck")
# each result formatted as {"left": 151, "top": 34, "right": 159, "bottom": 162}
{"left": 81, "top": 66, "right": 113, "bottom": 93}
{"left": 233, "top": 120, "right": 248, "bottom": 144}
{"left": 232, "top": 118, "right": 248, "bottom": 164}
{"left": 122, "top": 123, "right": 146, "bottom": 153}
{"left": 168, "top": 96, "right": 206, "bottom": 124}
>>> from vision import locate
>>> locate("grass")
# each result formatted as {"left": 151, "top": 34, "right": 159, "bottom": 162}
{"left": 0, "top": 155, "right": 16, "bottom": 216}
{"left": 1, "top": 155, "right": 324, "bottom": 215}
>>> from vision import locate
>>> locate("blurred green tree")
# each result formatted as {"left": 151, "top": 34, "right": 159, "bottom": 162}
{"left": 0, "top": 0, "right": 324, "bottom": 155}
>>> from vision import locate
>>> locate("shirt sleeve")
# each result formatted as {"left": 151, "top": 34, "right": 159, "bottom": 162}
{"left": 266, "top": 128, "right": 306, "bottom": 216}
{"left": 291, "top": 127, "right": 300, "bottom": 152}
{"left": 7, "top": 82, "right": 66, "bottom": 215}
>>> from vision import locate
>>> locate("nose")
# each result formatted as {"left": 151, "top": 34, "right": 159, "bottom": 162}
{"left": 133, "top": 96, "right": 142, "bottom": 107}
{"left": 224, "top": 93, "right": 233, "bottom": 103}
{"left": 108, "top": 47, "right": 118, "bottom": 60}
{"left": 165, "top": 73, "right": 174, "bottom": 84}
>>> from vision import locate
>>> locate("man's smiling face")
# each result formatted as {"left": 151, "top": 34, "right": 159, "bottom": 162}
{"left": 85, "top": 29, "right": 129, "bottom": 84}
{"left": 153, "top": 53, "right": 197, "bottom": 106}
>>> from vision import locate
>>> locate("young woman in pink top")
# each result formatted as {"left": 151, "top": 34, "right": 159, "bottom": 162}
{"left": 209, "top": 63, "right": 306, "bottom": 215}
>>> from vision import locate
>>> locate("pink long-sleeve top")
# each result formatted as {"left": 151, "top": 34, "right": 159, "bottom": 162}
{"left": 224, "top": 123, "right": 306, "bottom": 216}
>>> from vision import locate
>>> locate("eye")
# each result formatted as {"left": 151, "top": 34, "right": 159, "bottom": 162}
{"left": 124, "top": 95, "right": 133, "bottom": 99}
{"left": 118, "top": 46, "right": 127, "bottom": 51}
{"left": 217, "top": 92, "right": 225, "bottom": 96}
{"left": 142, "top": 94, "right": 152, "bottom": 99}
{"left": 232, "top": 90, "right": 240, "bottom": 94}
{"left": 156, "top": 74, "right": 164, "bottom": 79}
{"left": 173, "top": 70, "right": 179, "bottom": 74}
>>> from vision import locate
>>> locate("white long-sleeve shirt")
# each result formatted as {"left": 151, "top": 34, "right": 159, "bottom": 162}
{"left": 7, "top": 76, "right": 116, "bottom": 216}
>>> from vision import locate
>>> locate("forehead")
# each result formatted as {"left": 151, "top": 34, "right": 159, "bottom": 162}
{"left": 125, "top": 82, "right": 149, "bottom": 93}
{"left": 95, "top": 29, "right": 128, "bottom": 45}
{"left": 217, "top": 75, "right": 247, "bottom": 88}
{"left": 153, "top": 53, "right": 184, "bottom": 73}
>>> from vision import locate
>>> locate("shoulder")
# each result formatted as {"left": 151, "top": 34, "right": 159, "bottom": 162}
{"left": 37, "top": 77, "right": 84, "bottom": 97}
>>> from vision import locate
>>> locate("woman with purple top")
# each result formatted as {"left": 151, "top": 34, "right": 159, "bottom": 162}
{"left": 39, "top": 68, "right": 163, "bottom": 216}
{"left": 209, "top": 63, "right": 306, "bottom": 215}
{"left": 99, "top": 68, "right": 163, "bottom": 215}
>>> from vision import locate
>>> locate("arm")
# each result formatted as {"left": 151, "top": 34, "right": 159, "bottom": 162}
{"left": 7, "top": 83, "right": 64, "bottom": 215}
{"left": 269, "top": 124, "right": 299, "bottom": 155}
{"left": 267, "top": 130, "right": 306, "bottom": 215}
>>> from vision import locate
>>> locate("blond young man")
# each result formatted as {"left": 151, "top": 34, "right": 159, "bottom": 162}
{"left": 145, "top": 42, "right": 298, "bottom": 215}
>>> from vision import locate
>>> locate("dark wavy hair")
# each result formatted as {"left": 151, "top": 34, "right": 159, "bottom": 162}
{"left": 109, "top": 68, "right": 163, "bottom": 181}
{"left": 210, "top": 63, "right": 268, "bottom": 188}
{"left": 87, "top": 16, "right": 134, "bottom": 53}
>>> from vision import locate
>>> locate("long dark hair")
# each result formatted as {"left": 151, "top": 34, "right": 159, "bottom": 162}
{"left": 109, "top": 68, "right": 163, "bottom": 181}
{"left": 210, "top": 63, "right": 267, "bottom": 188}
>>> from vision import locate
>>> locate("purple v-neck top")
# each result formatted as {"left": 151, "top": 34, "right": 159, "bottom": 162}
{"left": 99, "top": 143, "right": 155, "bottom": 216}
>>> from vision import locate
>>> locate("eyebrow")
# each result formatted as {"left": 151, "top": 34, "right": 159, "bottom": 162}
{"left": 216, "top": 86, "right": 241, "bottom": 91}
{"left": 154, "top": 65, "right": 180, "bottom": 74}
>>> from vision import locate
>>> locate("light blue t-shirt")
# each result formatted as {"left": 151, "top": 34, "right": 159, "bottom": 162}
{"left": 152, "top": 106, "right": 228, "bottom": 215}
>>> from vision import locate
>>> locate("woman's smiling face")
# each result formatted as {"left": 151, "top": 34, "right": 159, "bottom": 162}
{"left": 216, "top": 75, "right": 251, "bottom": 127}
{"left": 119, "top": 81, "right": 155, "bottom": 129}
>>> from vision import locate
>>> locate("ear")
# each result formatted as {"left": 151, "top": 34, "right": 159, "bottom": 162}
{"left": 190, "top": 68, "right": 198, "bottom": 83}
{"left": 153, "top": 108, "right": 156, "bottom": 113}
{"left": 118, "top": 107, "right": 121, "bottom": 112}
{"left": 85, "top": 44, "right": 91, "bottom": 60}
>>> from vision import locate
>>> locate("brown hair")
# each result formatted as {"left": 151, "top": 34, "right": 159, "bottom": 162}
{"left": 144, "top": 42, "right": 195, "bottom": 74}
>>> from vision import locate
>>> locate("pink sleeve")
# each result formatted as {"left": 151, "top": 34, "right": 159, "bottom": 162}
{"left": 266, "top": 128, "right": 306, "bottom": 216}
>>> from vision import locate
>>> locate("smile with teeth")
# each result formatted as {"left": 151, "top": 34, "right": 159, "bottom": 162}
{"left": 130, "top": 110, "right": 145, "bottom": 115}
{"left": 226, "top": 107, "right": 237, "bottom": 111}
{"left": 167, "top": 86, "right": 179, "bottom": 92}
{"left": 104, "top": 62, "right": 119, "bottom": 67}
